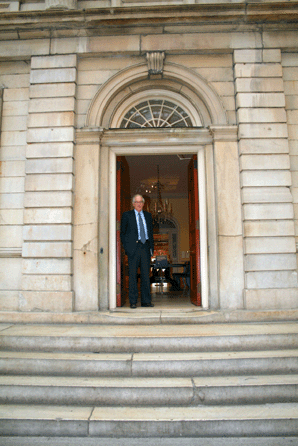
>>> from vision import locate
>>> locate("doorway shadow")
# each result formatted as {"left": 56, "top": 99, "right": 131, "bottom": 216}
{"left": 119, "top": 285, "right": 193, "bottom": 309}
{"left": 118, "top": 153, "right": 201, "bottom": 309}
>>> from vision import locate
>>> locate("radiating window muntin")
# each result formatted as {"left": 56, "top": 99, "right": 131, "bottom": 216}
{"left": 120, "top": 99, "right": 193, "bottom": 129}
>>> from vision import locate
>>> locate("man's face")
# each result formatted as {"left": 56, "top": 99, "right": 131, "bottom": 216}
{"left": 133, "top": 195, "right": 144, "bottom": 213}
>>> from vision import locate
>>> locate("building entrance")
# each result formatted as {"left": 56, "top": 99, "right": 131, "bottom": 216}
{"left": 82, "top": 62, "right": 236, "bottom": 312}
{"left": 116, "top": 154, "right": 201, "bottom": 308}
{"left": 101, "top": 127, "right": 210, "bottom": 311}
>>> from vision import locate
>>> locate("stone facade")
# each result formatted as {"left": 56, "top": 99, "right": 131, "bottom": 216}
{"left": 1, "top": 0, "right": 298, "bottom": 318}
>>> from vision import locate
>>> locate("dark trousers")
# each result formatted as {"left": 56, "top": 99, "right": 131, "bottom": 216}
{"left": 128, "top": 241, "right": 151, "bottom": 305}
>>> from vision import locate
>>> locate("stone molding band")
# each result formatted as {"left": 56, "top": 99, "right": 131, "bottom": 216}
{"left": 45, "top": 0, "right": 77, "bottom": 9}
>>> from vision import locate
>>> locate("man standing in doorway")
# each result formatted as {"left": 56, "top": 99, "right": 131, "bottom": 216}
{"left": 120, "top": 194, "right": 154, "bottom": 308}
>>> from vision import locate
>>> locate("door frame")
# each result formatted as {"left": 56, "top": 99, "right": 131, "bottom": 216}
{"left": 101, "top": 128, "right": 212, "bottom": 310}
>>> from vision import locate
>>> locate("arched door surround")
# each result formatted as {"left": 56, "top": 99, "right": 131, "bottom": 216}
{"left": 103, "top": 128, "right": 210, "bottom": 310}
{"left": 75, "top": 61, "right": 244, "bottom": 312}
{"left": 86, "top": 62, "right": 228, "bottom": 129}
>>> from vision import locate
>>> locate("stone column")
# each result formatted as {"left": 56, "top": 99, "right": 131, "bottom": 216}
{"left": 210, "top": 125, "right": 245, "bottom": 310}
{"left": 98, "top": 144, "right": 111, "bottom": 311}
{"left": 235, "top": 49, "right": 298, "bottom": 310}
{"left": 21, "top": 55, "right": 77, "bottom": 313}
{"left": 74, "top": 129, "right": 102, "bottom": 311}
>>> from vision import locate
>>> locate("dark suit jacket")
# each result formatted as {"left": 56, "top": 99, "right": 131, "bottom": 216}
{"left": 120, "top": 209, "right": 154, "bottom": 258}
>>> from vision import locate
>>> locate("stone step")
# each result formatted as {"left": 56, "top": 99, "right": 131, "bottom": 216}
{"left": 1, "top": 323, "right": 297, "bottom": 440}
{"left": 2, "top": 437, "right": 298, "bottom": 446}
{"left": 1, "top": 322, "right": 298, "bottom": 353}
{"left": 1, "top": 374, "right": 298, "bottom": 406}
{"left": 1, "top": 403, "right": 297, "bottom": 437}
{"left": 1, "top": 309, "right": 298, "bottom": 326}
{"left": 1, "top": 349, "right": 297, "bottom": 377}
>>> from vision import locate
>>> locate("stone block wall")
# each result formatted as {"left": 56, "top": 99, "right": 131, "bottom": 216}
{"left": 0, "top": 61, "right": 29, "bottom": 310}
{"left": 166, "top": 54, "right": 236, "bottom": 125}
{"left": 235, "top": 49, "right": 298, "bottom": 309}
{"left": 1, "top": 3, "right": 298, "bottom": 314}
{"left": 20, "top": 55, "right": 77, "bottom": 312}
{"left": 76, "top": 56, "right": 139, "bottom": 129}
{"left": 283, "top": 53, "right": 298, "bottom": 246}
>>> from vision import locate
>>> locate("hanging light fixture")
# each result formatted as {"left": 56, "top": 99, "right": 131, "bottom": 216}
{"left": 150, "top": 165, "right": 173, "bottom": 225}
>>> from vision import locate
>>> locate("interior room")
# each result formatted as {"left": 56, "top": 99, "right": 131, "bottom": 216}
{"left": 118, "top": 154, "right": 196, "bottom": 309}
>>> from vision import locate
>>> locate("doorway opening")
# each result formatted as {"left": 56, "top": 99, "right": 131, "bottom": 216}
{"left": 116, "top": 154, "right": 201, "bottom": 309}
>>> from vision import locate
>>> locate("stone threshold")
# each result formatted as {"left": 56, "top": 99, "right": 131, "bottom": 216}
{"left": 0, "top": 308, "right": 297, "bottom": 325}
{"left": 1, "top": 437, "right": 298, "bottom": 446}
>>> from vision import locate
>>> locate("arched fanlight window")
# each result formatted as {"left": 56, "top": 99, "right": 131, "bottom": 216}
{"left": 120, "top": 99, "right": 193, "bottom": 129}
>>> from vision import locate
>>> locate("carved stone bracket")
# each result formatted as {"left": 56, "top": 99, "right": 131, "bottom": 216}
{"left": 146, "top": 52, "right": 165, "bottom": 75}
{"left": 45, "top": 0, "right": 77, "bottom": 9}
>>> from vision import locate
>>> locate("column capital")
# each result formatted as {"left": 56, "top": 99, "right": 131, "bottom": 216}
{"left": 76, "top": 128, "right": 105, "bottom": 145}
{"left": 209, "top": 125, "right": 238, "bottom": 142}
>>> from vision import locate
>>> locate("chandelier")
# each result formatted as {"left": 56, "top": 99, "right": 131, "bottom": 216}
{"left": 149, "top": 165, "right": 173, "bottom": 225}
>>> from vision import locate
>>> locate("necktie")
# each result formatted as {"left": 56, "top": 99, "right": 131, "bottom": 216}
{"left": 138, "top": 213, "right": 146, "bottom": 244}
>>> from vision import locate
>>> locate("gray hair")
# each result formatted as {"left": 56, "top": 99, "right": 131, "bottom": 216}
{"left": 132, "top": 194, "right": 145, "bottom": 204}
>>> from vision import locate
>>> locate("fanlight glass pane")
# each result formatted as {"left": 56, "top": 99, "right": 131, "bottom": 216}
{"left": 120, "top": 99, "right": 193, "bottom": 128}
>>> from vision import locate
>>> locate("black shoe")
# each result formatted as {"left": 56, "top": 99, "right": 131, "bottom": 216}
{"left": 130, "top": 304, "right": 137, "bottom": 309}
{"left": 141, "top": 303, "right": 154, "bottom": 307}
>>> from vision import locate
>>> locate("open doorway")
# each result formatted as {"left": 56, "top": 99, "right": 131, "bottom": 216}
{"left": 116, "top": 154, "right": 201, "bottom": 309}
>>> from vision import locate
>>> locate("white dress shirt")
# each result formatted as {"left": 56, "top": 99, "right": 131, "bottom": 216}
{"left": 134, "top": 209, "right": 148, "bottom": 241}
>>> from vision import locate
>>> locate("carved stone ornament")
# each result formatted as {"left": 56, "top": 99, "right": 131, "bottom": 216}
{"left": 146, "top": 52, "right": 165, "bottom": 75}
{"left": 45, "top": 0, "right": 77, "bottom": 9}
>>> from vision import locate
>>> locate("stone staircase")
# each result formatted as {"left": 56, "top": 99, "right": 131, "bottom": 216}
{"left": 0, "top": 321, "right": 298, "bottom": 444}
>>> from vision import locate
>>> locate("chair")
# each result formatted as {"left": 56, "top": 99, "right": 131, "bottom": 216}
{"left": 155, "top": 255, "right": 169, "bottom": 294}
{"left": 172, "top": 261, "right": 190, "bottom": 293}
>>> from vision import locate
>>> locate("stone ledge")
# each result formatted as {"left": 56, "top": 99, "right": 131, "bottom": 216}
{"left": 0, "top": 308, "right": 297, "bottom": 325}
{"left": 0, "top": 248, "right": 22, "bottom": 258}
{"left": 1, "top": 437, "right": 297, "bottom": 446}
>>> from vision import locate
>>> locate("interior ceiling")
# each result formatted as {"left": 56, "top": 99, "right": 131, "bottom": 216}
{"left": 126, "top": 154, "right": 193, "bottom": 199}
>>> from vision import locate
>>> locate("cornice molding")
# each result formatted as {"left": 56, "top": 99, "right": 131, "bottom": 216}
{"left": 209, "top": 125, "right": 238, "bottom": 142}
{"left": 100, "top": 127, "right": 213, "bottom": 147}
{"left": 76, "top": 128, "right": 104, "bottom": 144}
{"left": 76, "top": 126, "right": 240, "bottom": 147}
{"left": 1, "top": 2, "right": 298, "bottom": 33}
